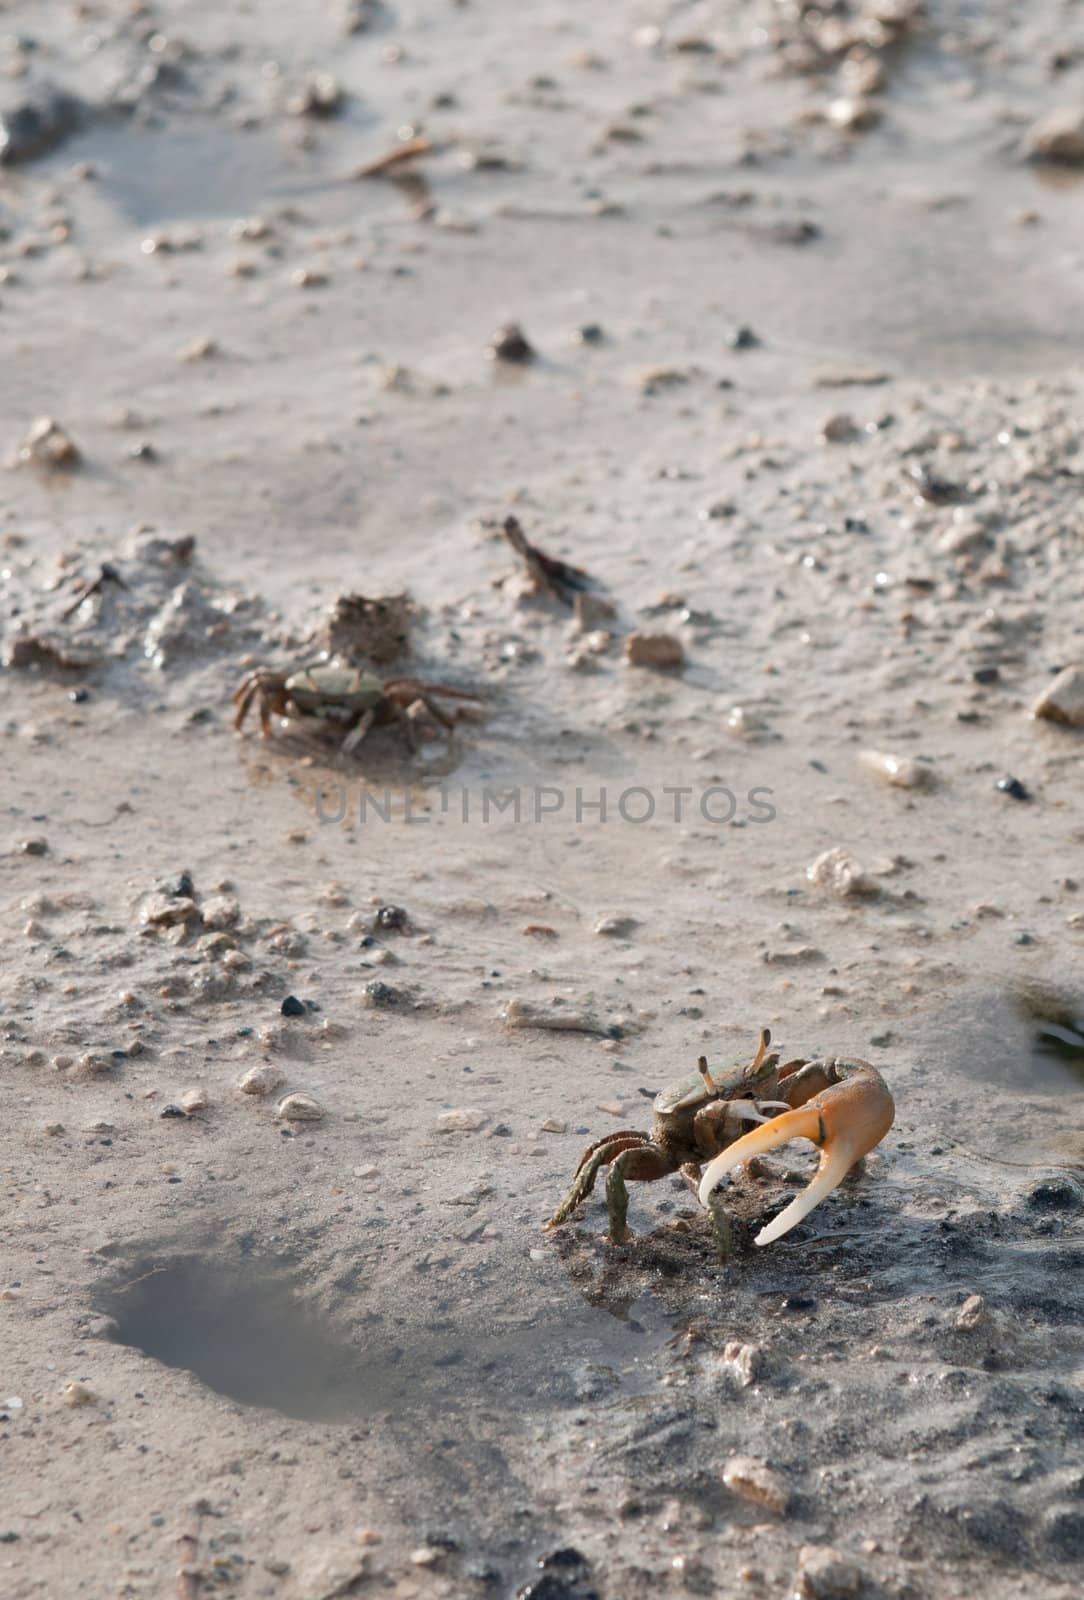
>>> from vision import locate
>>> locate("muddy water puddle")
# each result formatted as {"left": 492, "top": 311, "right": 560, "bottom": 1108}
{"left": 102, "top": 1252, "right": 676, "bottom": 1425}
{"left": 919, "top": 985, "right": 1084, "bottom": 1173}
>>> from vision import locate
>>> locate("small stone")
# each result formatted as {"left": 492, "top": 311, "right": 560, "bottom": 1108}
{"left": 857, "top": 749, "right": 929, "bottom": 790}
{"left": 723, "top": 1456, "right": 789, "bottom": 1515}
{"left": 435, "top": 1108, "right": 486, "bottom": 1132}
{"left": 807, "top": 847, "right": 873, "bottom": 898}
{"left": 973, "top": 666, "right": 1000, "bottom": 685}
{"left": 996, "top": 775, "right": 1029, "bottom": 801}
{"left": 280, "top": 995, "right": 307, "bottom": 1017}
{"left": 19, "top": 835, "right": 49, "bottom": 856}
{"left": 180, "top": 1088, "right": 210, "bottom": 1113}
{"left": 1025, "top": 108, "right": 1084, "bottom": 165}
{"left": 487, "top": 323, "right": 535, "bottom": 363}
{"left": 374, "top": 904, "right": 410, "bottom": 932}
{"left": 720, "top": 1341, "right": 762, "bottom": 1388}
{"left": 822, "top": 413, "right": 858, "bottom": 443}
{"left": 237, "top": 1063, "right": 286, "bottom": 1096}
{"left": 276, "top": 1093, "right": 326, "bottom": 1122}
{"left": 62, "top": 1382, "right": 96, "bottom": 1408}
{"left": 353, "top": 1164, "right": 377, "bottom": 1180}
{"left": 43, "top": 1122, "right": 65, "bottom": 1136}
{"left": 364, "top": 980, "right": 400, "bottom": 1007}
{"left": 1032, "top": 664, "right": 1084, "bottom": 728}
{"left": 625, "top": 631, "right": 684, "bottom": 669}
{"left": 595, "top": 914, "right": 639, "bottom": 938}
{"left": 202, "top": 894, "right": 241, "bottom": 929}
{"left": 727, "top": 324, "right": 759, "bottom": 350}
{"left": 955, "top": 1293, "right": 988, "bottom": 1330}
{"left": 17, "top": 416, "right": 80, "bottom": 470}
{"left": 141, "top": 893, "right": 200, "bottom": 927}
{"left": 297, "top": 1547, "right": 368, "bottom": 1600}
{"left": 827, "top": 96, "right": 879, "bottom": 131}
{"left": 540, "top": 1117, "right": 568, "bottom": 1134}
{"left": 179, "top": 334, "right": 217, "bottom": 363}
{"left": 795, "top": 1545, "right": 868, "bottom": 1599}
{"left": 159, "top": 1104, "right": 189, "bottom": 1120}
{"left": 575, "top": 322, "right": 604, "bottom": 344}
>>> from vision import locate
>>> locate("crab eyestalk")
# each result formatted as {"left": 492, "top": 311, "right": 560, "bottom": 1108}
{"left": 697, "top": 1057, "right": 894, "bottom": 1246}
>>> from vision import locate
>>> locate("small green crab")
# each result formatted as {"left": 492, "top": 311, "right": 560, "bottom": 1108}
{"left": 546, "top": 1029, "right": 792, "bottom": 1254}
{"left": 232, "top": 664, "right": 481, "bottom": 754}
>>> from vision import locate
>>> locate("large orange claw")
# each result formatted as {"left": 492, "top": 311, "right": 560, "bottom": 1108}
{"left": 697, "top": 1056, "right": 894, "bottom": 1246}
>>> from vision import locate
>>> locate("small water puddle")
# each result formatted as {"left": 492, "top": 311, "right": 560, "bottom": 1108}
{"left": 101, "top": 1253, "right": 675, "bottom": 1424}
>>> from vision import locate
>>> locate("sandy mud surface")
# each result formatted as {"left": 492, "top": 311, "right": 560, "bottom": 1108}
{"left": 2, "top": 3, "right": 1084, "bottom": 1597}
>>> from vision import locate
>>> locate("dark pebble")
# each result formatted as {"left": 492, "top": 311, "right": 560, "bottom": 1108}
{"left": 0, "top": 1532, "right": 19, "bottom": 1543}
{"left": 157, "top": 871, "right": 194, "bottom": 897}
{"left": 280, "top": 995, "right": 306, "bottom": 1017}
{"left": 159, "top": 1105, "right": 188, "bottom": 1119}
{"left": 780, "top": 1294, "right": 816, "bottom": 1312}
{"left": 69, "top": 687, "right": 90, "bottom": 703}
{"left": 540, "top": 1549, "right": 588, "bottom": 1572}
{"left": 488, "top": 323, "right": 535, "bottom": 363}
{"left": 1027, "top": 1178, "right": 1083, "bottom": 1212}
{"left": 364, "top": 980, "right": 399, "bottom": 1007}
{"left": 727, "top": 324, "right": 759, "bottom": 350}
{"left": 972, "top": 666, "right": 1000, "bottom": 684}
{"left": 575, "top": 323, "right": 604, "bottom": 344}
{"left": 996, "top": 776, "right": 1029, "bottom": 801}
{"left": 374, "top": 905, "right": 409, "bottom": 932}
{"left": 844, "top": 515, "right": 869, "bottom": 533}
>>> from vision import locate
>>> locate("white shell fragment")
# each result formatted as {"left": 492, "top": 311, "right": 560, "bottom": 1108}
{"left": 1031, "top": 664, "right": 1084, "bottom": 728}
{"left": 238, "top": 1063, "right": 286, "bottom": 1096}
{"left": 722, "top": 1455, "right": 790, "bottom": 1515}
{"left": 275, "top": 1093, "right": 326, "bottom": 1122}
{"left": 807, "top": 847, "right": 873, "bottom": 898}
{"left": 857, "top": 749, "right": 929, "bottom": 790}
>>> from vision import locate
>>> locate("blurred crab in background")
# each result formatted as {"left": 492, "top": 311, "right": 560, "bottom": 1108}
{"left": 232, "top": 664, "right": 482, "bottom": 754}
{"left": 546, "top": 1029, "right": 894, "bottom": 1255}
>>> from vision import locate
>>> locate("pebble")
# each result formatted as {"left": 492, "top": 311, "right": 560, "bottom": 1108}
{"left": 795, "top": 1545, "right": 868, "bottom": 1599}
{"left": 857, "top": 749, "right": 929, "bottom": 789}
{"left": 1025, "top": 107, "right": 1084, "bottom": 165}
{"left": 61, "top": 1382, "right": 96, "bottom": 1409}
{"left": 297, "top": 1547, "right": 369, "bottom": 1600}
{"left": 720, "top": 1341, "right": 762, "bottom": 1388}
{"left": 0, "top": 85, "right": 82, "bottom": 166}
{"left": 955, "top": 1293, "right": 988, "bottom": 1331}
{"left": 19, "top": 835, "right": 49, "bottom": 856}
{"left": 141, "top": 893, "right": 200, "bottom": 927}
{"left": 995, "top": 775, "right": 1029, "bottom": 801}
{"left": 487, "top": 323, "right": 535, "bottom": 363}
{"left": 180, "top": 1088, "right": 210, "bottom": 1113}
{"left": 540, "top": 1117, "right": 568, "bottom": 1134}
{"left": 275, "top": 1093, "right": 326, "bottom": 1122}
{"left": 595, "top": 914, "right": 639, "bottom": 937}
{"left": 202, "top": 894, "right": 241, "bottom": 929}
{"left": 722, "top": 1456, "right": 789, "bottom": 1515}
{"left": 17, "top": 417, "right": 80, "bottom": 470}
{"left": 727, "top": 323, "right": 759, "bottom": 350}
{"left": 807, "top": 847, "right": 873, "bottom": 898}
{"left": 435, "top": 1108, "right": 486, "bottom": 1132}
{"left": 828, "top": 96, "right": 879, "bottom": 131}
{"left": 1031, "top": 663, "right": 1084, "bottom": 727}
{"left": 822, "top": 412, "right": 859, "bottom": 443}
{"left": 624, "top": 630, "right": 684, "bottom": 669}
{"left": 237, "top": 1063, "right": 286, "bottom": 1096}
{"left": 280, "top": 995, "right": 307, "bottom": 1017}
{"left": 374, "top": 905, "right": 410, "bottom": 932}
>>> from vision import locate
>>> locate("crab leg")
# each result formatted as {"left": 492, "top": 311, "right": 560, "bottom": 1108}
{"left": 697, "top": 1057, "right": 894, "bottom": 1246}
{"left": 545, "top": 1130, "right": 652, "bottom": 1228}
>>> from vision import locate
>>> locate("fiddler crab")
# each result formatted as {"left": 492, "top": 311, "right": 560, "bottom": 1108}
{"left": 545, "top": 1029, "right": 894, "bottom": 1254}
{"left": 232, "top": 664, "right": 482, "bottom": 755}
